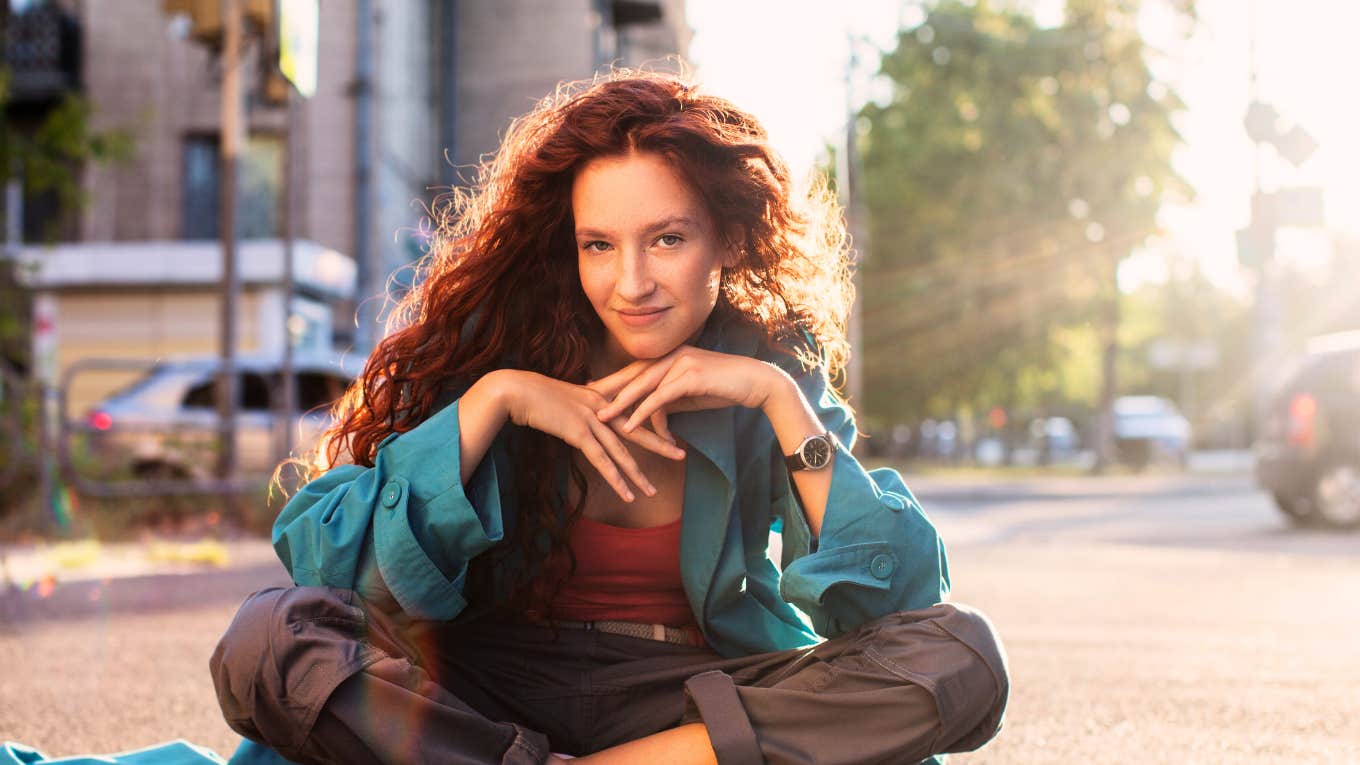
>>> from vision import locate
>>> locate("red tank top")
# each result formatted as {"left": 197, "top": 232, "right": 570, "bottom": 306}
{"left": 546, "top": 514, "right": 697, "bottom": 628}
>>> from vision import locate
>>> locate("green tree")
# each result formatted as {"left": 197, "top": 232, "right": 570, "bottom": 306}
{"left": 0, "top": 67, "right": 135, "bottom": 369}
{"left": 858, "top": 0, "right": 1193, "bottom": 438}
{"left": 0, "top": 64, "right": 135, "bottom": 531}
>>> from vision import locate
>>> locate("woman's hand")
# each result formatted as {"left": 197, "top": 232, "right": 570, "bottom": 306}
{"left": 499, "top": 370, "right": 684, "bottom": 503}
{"left": 592, "top": 346, "right": 787, "bottom": 434}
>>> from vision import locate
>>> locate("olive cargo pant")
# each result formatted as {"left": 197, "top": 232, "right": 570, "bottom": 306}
{"left": 209, "top": 587, "right": 1008, "bottom": 765}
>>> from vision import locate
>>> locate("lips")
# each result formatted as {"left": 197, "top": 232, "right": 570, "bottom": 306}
{"left": 616, "top": 307, "right": 670, "bottom": 327}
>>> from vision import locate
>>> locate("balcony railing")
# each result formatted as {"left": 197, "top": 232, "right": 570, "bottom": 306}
{"left": 3, "top": 4, "right": 82, "bottom": 104}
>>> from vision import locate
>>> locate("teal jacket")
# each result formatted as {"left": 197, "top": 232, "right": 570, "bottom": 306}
{"left": 273, "top": 313, "right": 950, "bottom": 657}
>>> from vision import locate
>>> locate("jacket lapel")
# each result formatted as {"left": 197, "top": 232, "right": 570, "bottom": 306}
{"left": 675, "top": 400, "right": 736, "bottom": 631}
{"left": 675, "top": 309, "right": 760, "bottom": 633}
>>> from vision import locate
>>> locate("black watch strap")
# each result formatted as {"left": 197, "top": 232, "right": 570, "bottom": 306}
{"left": 785, "top": 432, "right": 837, "bottom": 472}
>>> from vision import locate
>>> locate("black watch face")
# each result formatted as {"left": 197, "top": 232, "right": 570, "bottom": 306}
{"left": 802, "top": 436, "right": 832, "bottom": 469}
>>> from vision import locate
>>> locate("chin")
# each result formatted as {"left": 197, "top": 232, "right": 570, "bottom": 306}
{"left": 608, "top": 328, "right": 688, "bottom": 360}
{"left": 619, "top": 339, "right": 682, "bottom": 361}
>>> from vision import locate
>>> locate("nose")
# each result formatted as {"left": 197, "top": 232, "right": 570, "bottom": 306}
{"left": 616, "top": 248, "right": 656, "bottom": 302}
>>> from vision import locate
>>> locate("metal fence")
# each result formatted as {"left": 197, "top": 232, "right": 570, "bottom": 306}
{"left": 0, "top": 361, "right": 26, "bottom": 491}
{"left": 56, "top": 358, "right": 269, "bottom": 499}
{"left": 0, "top": 357, "right": 317, "bottom": 505}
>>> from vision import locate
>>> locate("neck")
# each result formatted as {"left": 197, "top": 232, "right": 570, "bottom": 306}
{"left": 589, "top": 340, "right": 633, "bottom": 380}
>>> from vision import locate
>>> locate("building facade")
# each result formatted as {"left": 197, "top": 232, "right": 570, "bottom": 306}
{"left": 4, "top": 0, "right": 688, "bottom": 405}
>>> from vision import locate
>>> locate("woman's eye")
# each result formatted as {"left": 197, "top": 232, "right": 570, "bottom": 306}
{"left": 657, "top": 234, "right": 683, "bottom": 247}
{"left": 582, "top": 241, "right": 610, "bottom": 253}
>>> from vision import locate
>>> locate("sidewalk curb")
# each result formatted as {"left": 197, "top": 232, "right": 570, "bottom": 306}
{"left": 1, "top": 560, "right": 289, "bottom": 625}
{"left": 0, "top": 538, "right": 287, "bottom": 625}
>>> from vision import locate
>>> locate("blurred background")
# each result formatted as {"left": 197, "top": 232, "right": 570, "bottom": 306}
{"left": 0, "top": 1, "right": 1357, "bottom": 762}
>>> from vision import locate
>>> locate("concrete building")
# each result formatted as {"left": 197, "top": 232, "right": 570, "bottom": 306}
{"left": 74, "top": 0, "right": 687, "bottom": 263}
{"left": 15, "top": 239, "right": 354, "bottom": 414}
{"left": 3, "top": 0, "right": 689, "bottom": 406}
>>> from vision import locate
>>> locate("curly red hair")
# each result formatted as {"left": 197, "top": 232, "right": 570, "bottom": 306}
{"left": 303, "top": 69, "right": 854, "bottom": 614}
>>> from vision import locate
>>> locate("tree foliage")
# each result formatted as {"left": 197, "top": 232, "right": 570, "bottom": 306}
{"left": 859, "top": 0, "right": 1193, "bottom": 424}
{"left": 0, "top": 67, "right": 135, "bottom": 371}
{"left": 0, "top": 68, "right": 135, "bottom": 241}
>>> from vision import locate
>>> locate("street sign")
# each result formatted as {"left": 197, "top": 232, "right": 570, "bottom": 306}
{"left": 1243, "top": 100, "right": 1318, "bottom": 167}
{"left": 1275, "top": 124, "right": 1319, "bottom": 167}
{"left": 1148, "top": 339, "right": 1219, "bottom": 371}
{"left": 32, "top": 292, "right": 58, "bottom": 383}
{"left": 1243, "top": 101, "right": 1280, "bottom": 144}
{"left": 1273, "top": 186, "right": 1325, "bottom": 228}
{"left": 278, "top": 0, "right": 318, "bottom": 98}
{"left": 1236, "top": 224, "right": 1272, "bottom": 268}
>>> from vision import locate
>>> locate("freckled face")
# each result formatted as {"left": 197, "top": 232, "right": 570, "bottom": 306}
{"left": 574, "top": 152, "right": 732, "bottom": 373}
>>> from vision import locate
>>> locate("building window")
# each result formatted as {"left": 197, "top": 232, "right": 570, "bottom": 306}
{"left": 182, "top": 134, "right": 283, "bottom": 240}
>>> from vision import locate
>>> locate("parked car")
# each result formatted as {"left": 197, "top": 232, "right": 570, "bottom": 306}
{"left": 1256, "top": 332, "right": 1360, "bottom": 528}
{"left": 1029, "top": 416, "right": 1081, "bottom": 464}
{"left": 81, "top": 353, "right": 360, "bottom": 481}
{"left": 1113, "top": 395, "right": 1191, "bottom": 469}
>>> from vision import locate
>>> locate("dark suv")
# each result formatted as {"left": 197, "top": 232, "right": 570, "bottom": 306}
{"left": 1255, "top": 332, "right": 1360, "bottom": 528}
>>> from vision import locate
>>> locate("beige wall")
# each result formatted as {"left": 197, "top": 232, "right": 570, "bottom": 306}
{"left": 452, "top": 0, "right": 598, "bottom": 172}
{"left": 57, "top": 289, "right": 264, "bottom": 415}
{"left": 64, "top": 1, "right": 689, "bottom": 359}
{"left": 74, "top": 1, "right": 689, "bottom": 258}
{"left": 79, "top": 0, "right": 357, "bottom": 255}
{"left": 451, "top": 1, "right": 692, "bottom": 171}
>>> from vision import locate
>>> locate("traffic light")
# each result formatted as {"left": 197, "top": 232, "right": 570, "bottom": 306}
{"left": 1243, "top": 100, "right": 1318, "bottom": 167}
{"left": 162, "top": 0, "right": 303, "bottom": 106}
{"left": 160, "top": 0, "right": 274, "bottom": 51}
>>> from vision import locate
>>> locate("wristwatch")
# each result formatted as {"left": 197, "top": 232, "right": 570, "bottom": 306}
{"left": 784, "top": 432, "right": 838, "bottom": 472}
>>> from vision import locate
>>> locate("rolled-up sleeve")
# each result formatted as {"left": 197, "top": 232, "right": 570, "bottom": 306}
{"left": 774, "top": 365, "right": 951, "bottom": 638}
{"left": 272, "top": 398, "right": 506, "bottom": 621}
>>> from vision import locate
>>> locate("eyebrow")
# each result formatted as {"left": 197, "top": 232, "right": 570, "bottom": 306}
{"left": 574, "top": 216, "right": 701, "bottom": 240}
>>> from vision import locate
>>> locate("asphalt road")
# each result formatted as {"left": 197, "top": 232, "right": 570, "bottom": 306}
{"left": 917, "top": 472, "right": 1360, "bottom": 764}
{"left": 2, "top": 472, "right": 1357, "bottom": 763}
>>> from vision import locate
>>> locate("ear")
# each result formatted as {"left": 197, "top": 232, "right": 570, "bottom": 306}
{"left": 721, "top": 226, "right": 744, "bottom": 268}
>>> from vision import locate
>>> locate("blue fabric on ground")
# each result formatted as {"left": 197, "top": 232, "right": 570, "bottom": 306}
{"left": 222, "top": 741, "right": 296, "bottom": 765}
{"left": 0, "top": 741, "right": 225, "bottom": 765}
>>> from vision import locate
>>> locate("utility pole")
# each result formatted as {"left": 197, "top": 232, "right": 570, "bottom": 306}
{"left": 1091, "top": 257, "right": 1120, "bottom": 474}
{"left": 1246, "top": 0, "right": 1274, "bottom": 443}
{"left": 277, "top": 86, "right": 297, "bottom": 465}
{"left": 1240, "top": 0, "right": 1319, "bottom": 441}
{"left": 216, "top": 0, "right": 244, "bottom": 483}
{"left": 841, "top": 34, "right": 867, "bottom": 426}
{"left": 272, "top": 0, "right": 319, "bottom": 469}
{"left": 352, "top": 0, "right": 376, "bottom": 354}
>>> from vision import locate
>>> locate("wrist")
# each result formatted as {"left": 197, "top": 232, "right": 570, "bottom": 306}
{"left": 760, "top": 368, "right": 830, "bottom": 456}
{"left": 757, "top": 364, "right": 799, "bottom": 413}
{"left": 468, "top": 369, "right": 518, "bottom": 424}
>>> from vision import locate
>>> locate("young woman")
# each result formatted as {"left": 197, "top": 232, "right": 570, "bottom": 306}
{"left": 210, "top": 71, "right": 1009, "bottom": 765}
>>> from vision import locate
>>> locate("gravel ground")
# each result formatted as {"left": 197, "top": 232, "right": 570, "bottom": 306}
{"left": 0, "top": 602, "right": 249, "bottom": 759}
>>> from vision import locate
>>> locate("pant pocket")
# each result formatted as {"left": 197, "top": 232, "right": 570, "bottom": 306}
{"left": 212, "top": 587, "right": 386, "bottom": 756}
{"left": 862, "top": 604, "right": 1008, "bottom": 754}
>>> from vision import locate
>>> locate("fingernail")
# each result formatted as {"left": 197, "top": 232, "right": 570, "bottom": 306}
{"left": 645, "top": 483, "right": 657, "bottom": 496}
{"left": 623, "top": 490, "right": 635, "bottom": 502}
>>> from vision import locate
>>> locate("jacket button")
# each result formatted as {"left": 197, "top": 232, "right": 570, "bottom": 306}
{"left": 381, "top": 482, "right": 403, "bottom": 509}
{"left": 870, "top": 553, "right": 895, "bottom": 579}
{"left": 880, "top": 492, "right": 906, "bottom": 512}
